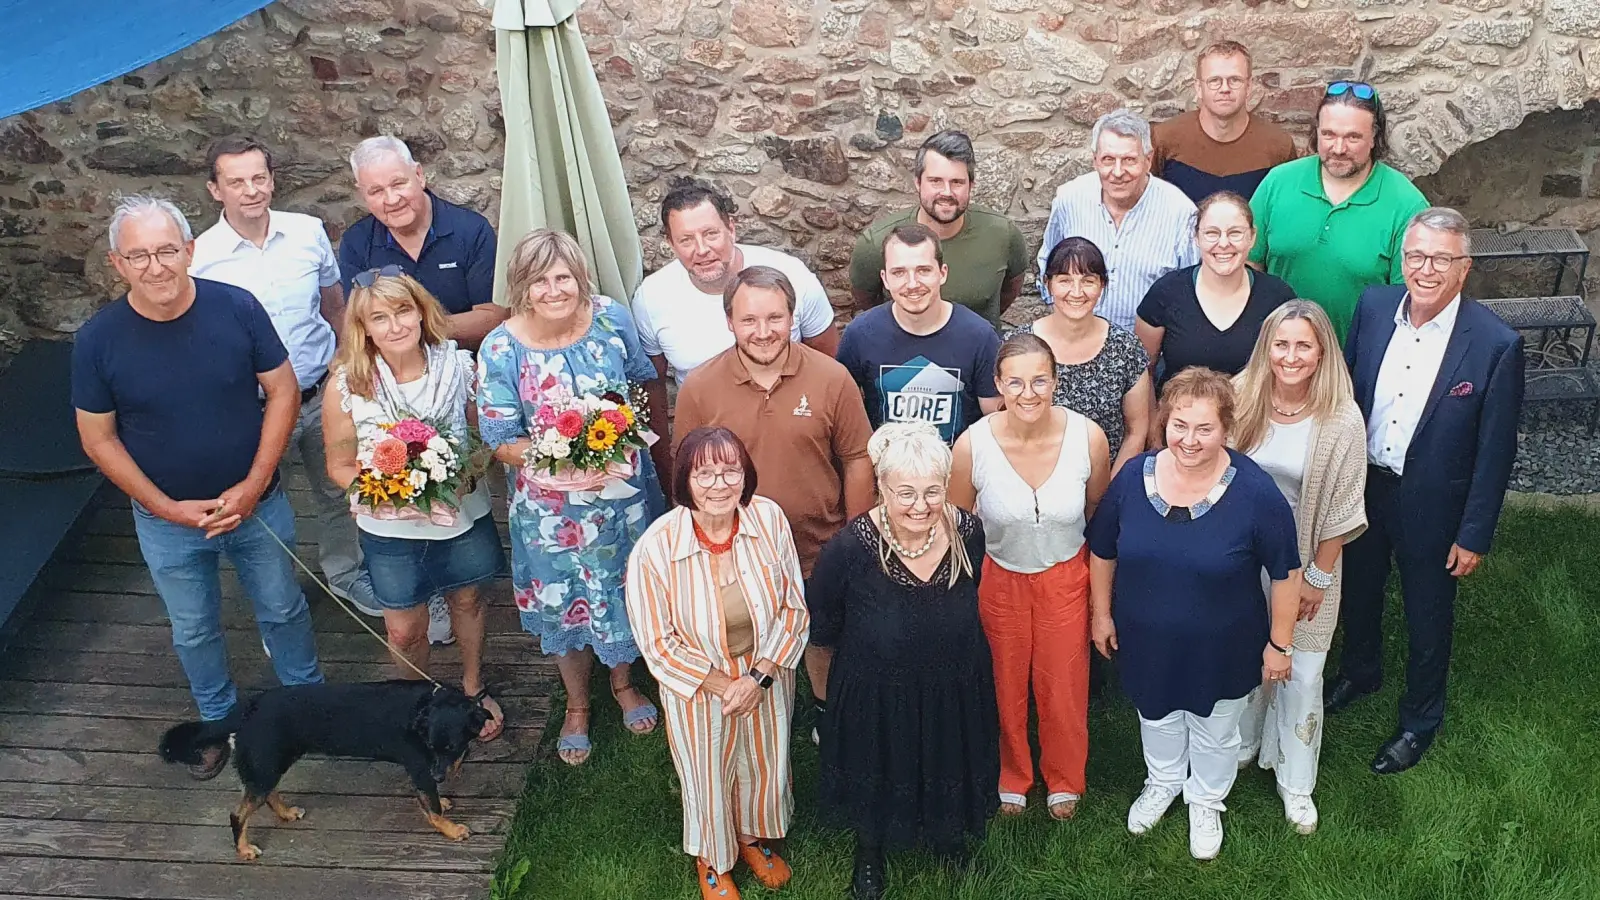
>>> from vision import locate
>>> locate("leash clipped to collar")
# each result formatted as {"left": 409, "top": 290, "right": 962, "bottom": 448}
{"left": 251, "top": 513, "right": 443, "bottom": 688}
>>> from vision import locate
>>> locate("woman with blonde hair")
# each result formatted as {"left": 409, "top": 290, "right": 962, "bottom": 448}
{"left": 323, "top": 268, "right": 506, "bottom": 740}
{"left": 477, "top": 229, "right": 667, "bottom": 766}
{"left": 1231, "top": 299, "right": 1368, "bottom": 836}
{"left": 807, "top": 421, "right": 998, "bottom": 900}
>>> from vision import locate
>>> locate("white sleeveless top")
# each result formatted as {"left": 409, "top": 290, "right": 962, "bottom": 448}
{"left": 970, "top": 410, "right": 1092, "bottom": 574}
{"left": 339, "top": 357, "right": 492, "bottom": 540}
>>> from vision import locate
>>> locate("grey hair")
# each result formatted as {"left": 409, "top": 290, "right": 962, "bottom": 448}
{"left": 913, "top": 130, "right": 976, "bottom": 182}
{"left": 1407, "top": 206, "right": 1472, "bottom": 254}
{"left": 349, "top": 135, "right": 417, "bottom": 178}
{"left": 866, "top": 420, "right": 974, "bottom": 588}
{"left": 107, "top": 194, "right": 192, "bottom": 253}
{"left": 1090, "top": 108, "right": 1154, "bottom": 158}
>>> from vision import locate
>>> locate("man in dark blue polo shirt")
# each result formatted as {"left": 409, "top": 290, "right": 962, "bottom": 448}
{"left": 338, "top": 135, "right": 506, "bottom": 350}
{"left": 72, "top": 195, "right": 323, "bottom": 780}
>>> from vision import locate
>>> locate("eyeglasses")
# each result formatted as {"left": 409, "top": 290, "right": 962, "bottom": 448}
{"left": 999, "top": 376, "right": 1054, "bottom": 396}
{"left": 353, "top": 264, "right": 405, "bottom": 288}
{"left": 1202, "top": 76, "right": 1247, "bottom": 91}
{"left": 1403, "top": 251, "right": 1469, "bottom": 272}
{"left": 692, "top": 469, "right": 745, "bottom": 489}
{"left": 887, "top": 486, "right": 946, "bottom": 507}
{"left": 1199, "top": 228, "right": 1251, "bottom": 246}
{"left": 1326, "top": 81, "right": 1376, "bottom": 100}
{"left": 117, "top": 247, "right": 184, "bottom": 270}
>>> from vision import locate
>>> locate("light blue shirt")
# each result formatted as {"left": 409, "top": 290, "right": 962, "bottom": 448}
{"left": 190, "top": 210, "right": 342, "bottom": 389}
{"left": 1035, "top": 172, "right": 1200, "bottom": 332}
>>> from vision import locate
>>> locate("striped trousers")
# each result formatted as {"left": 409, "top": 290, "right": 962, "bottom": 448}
{"left": 660, "top": 655, "right": 796, "bottom": 874}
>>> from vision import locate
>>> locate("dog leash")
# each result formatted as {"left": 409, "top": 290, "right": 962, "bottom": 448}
{"left": 250, "top": 513, "right": 442, "bottom": 688}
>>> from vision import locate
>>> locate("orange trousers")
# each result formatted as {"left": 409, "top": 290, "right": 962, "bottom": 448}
{"left": 978, "top": 548, "right": 1090, "bottom": 805}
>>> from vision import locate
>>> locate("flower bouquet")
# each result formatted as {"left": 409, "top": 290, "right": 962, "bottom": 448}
{"left": 350, "top": 417, "right": 484, "bottom": 525}
{"left": 521, "top": 386, "right": 657, "bottom": 496}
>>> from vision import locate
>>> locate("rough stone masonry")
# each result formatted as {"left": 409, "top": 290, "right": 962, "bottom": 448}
{"left": 1, "top": 0, "right": 1599, "bottom": 358}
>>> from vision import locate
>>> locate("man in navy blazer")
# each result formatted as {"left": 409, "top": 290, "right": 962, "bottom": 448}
{"left": 1324, "top": 207, "right": 1524, "bottom": 775}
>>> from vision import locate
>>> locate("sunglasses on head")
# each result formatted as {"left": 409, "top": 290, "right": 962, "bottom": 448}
{"left": 1326, "top": 81, "right": 1376, "bottom": 100}
{"left": 353, "top": 264, "right": 405, "bottom": 288}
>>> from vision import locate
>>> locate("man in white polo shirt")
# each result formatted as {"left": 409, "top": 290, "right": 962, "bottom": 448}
{"left": 632, "top": 176, "right": 840, "bottom": 480}
{"left": 188, "top": 136, "right": 395, "bottom": 626}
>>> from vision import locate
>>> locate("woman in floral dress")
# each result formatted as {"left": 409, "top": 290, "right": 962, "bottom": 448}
{"left": 477, "top": 229, "right": 667, "bottom": 765}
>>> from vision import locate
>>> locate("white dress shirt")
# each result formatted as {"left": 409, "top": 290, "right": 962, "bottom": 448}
{"left": 190, "top": 210, "right": 342, "bottom": 389}
{"left": 1367, "top": 294, "right": 1461, "bottom": 475}
{"left": 1035, "top": 171, "right": 1200, "bottom": 331}
{"left": 631, "top": 243, "right": 835, "bottom": 385}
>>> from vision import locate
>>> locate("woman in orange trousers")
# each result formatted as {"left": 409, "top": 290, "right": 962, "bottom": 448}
{"left": 951, "top": 333, "right": 1110, "bottom": 819}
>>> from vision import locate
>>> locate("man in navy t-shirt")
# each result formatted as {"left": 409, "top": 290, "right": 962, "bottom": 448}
{"left": 837, "top": 223, "right": 1002, "bottom": 444}
{"left": 72, "top": 195, "right": 323, "bottom": 779}
{"left": 337, "top": 135, "right": 506, "bottom": 350}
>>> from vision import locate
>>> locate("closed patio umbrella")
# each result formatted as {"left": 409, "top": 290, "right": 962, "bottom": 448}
{"left": 491, "top": 0, "right": 642, "bottom": 307}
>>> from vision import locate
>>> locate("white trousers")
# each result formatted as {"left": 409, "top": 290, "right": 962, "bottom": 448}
{"left": 1238, "top": 649, "right": 1328, "bottom": 797}
{"left": 1138, "top": 695, "right": 1248, "bottom": 812}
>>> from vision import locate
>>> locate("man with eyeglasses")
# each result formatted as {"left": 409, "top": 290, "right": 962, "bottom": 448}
{"left": 1329, "top": 207, "right": 1523, "bottom": 776}
{"left": 338, "top": 135, "right": 506, "bottom": 351}
{"left": 1152, "top": 42, "right": 1296, "bottom": 204}
{"left": 72, "top": 195, "right": 324, "bottom": 779}
{"left": 189, "top": 135, "right": 383, "bottom": 620}
{"left": 1248, "top": 80, "right": 1429, "bottom": 343}
{"left": 673, "top": 265, "right": 875, "bottom": 738}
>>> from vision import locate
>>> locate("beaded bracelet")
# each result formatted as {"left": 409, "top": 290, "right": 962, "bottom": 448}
{"left": 1304, "top": 562, "right": 1334, "bottom": 590}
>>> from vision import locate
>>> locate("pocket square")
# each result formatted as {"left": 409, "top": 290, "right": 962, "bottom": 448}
{"left": 1448, "top": 381, "right": 1474, "bottom": 397}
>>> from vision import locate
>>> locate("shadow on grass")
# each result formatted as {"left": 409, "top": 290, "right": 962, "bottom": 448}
{"left": 492, "top": 507, "right": 1600, "bottom": 900}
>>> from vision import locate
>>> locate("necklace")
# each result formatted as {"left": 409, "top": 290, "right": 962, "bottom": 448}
{"left": 879, "top": 507, "right": 939, "bottom": 559}
{"left": 1271, "top": 393, "right": 1309, "bottom": 418}
{"left": 692, "top": 510, "right": 739, "bottom": 555}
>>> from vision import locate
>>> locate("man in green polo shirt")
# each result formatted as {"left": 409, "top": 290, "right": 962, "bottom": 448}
{"left": 849, "top": 130, "right": 1029, "bottom": 327}
{"left": 1249, "top": 82, "right": 1428, "bottom": 342}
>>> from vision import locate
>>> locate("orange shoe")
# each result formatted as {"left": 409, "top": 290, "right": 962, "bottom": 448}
{"left": 697, "top": 858, "right": 741, "bottom": 900}
{"left": 740, "top": 841, "right": 792, "bottom": 890}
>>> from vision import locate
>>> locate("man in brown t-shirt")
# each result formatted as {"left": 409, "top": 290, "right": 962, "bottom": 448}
{"left": 673, "top": 265, "right": 875, "bottom": 727}
{"left": 1153, "top": 40, "right": 1297, "bottom": 203}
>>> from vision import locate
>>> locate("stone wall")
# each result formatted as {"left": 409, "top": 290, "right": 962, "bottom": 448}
{"left": 2, "top": 0, "right": 1599, "bottom": 356}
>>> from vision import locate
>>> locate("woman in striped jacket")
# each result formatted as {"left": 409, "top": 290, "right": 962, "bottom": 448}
{"left": 626, "top": 426, "right": 810, "bottom": 900}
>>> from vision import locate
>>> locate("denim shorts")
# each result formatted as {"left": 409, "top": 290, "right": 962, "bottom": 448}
{"left": 358, "top": 514, "right": 507, "bottom": 610}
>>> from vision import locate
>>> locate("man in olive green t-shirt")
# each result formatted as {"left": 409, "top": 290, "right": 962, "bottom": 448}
{"left": 1249, "top": 82, "right": 1429, "bottom": 343}
{"left": 849, "top": 130, "right": 1029, "bottom": 327}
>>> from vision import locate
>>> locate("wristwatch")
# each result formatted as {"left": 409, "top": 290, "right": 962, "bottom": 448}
{"left": 1267, "top": 638, "right": 1294, "bottom": 658}
{"left": 746, "top": 670, "right": 774, "bottom": 690}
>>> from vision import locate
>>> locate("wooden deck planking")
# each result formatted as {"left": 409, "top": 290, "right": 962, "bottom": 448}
{"left": 0, "top": 473, "right": 550, "bottom": 899}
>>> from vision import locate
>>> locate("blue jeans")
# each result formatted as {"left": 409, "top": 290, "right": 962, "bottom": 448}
{"left": 133, "top": 487, "right": 323, "bottom": 721}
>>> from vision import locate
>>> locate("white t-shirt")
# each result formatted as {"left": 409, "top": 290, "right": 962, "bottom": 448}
{"left": 631, "top": 244, "right": 835, "bottom": 385}
{"left": 1250, "top": 416, "right": 1314, "bottom": 514}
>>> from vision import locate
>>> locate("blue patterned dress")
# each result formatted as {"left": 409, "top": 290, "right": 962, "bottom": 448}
{"left": 476, "top": 297, "right": 665, "bottom": 665}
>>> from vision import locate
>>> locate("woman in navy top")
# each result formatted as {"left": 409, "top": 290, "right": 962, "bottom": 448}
{"left": 1086, "top": 367, "right": 1300, "bottom": 862}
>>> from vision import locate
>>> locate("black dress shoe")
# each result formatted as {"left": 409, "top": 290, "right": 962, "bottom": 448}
{"left": 1323, "top": 676, "right": 1379, "bottom": 715}
{"left": 1370, "top": 730, "right": 1434, "bottom": 775}
{"left": 851, "top": 845, "right": 885, "bottom": 900}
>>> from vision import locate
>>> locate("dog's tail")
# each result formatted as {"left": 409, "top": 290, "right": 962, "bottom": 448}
{"left": 158, "top": 719, "right": 234, "bottom": 765}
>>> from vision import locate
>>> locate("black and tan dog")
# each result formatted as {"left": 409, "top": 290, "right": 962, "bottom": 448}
{"left": 159, "top": 680, "right": 490, "bottom": 860}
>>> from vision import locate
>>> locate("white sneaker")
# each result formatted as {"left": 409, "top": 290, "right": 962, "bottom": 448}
{"left": 427, "top": 593, "right": 455, "bottom": 646}
{"left": 1188, "top": 805, "right": 1223, "bottom": 860}
{"left": 328, "top": 570, "right": 384, "bottom": 617}
{"left": 1279, "top": 786, "right": 1318, "bottom": 835}
{"left": 1127, "top": 784, "right": 1180, "bottom": 835}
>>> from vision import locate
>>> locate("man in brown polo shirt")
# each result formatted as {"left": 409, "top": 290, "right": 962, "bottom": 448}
{"left": 673, "top": 264, "right": 875, "bottom": 730}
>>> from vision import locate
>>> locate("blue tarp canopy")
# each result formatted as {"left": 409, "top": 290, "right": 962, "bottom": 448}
{"left": 0, "top": 0, "right": 272, "bottom": 120}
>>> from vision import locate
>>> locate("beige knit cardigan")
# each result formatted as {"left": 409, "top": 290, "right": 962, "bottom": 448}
{"left": 1268, "top": 399, "right": 1370, "bottom": 652}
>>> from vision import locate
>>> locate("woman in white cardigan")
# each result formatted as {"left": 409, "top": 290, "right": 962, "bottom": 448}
{"left": 1231, "top": 300, "right": 1368, "bottom": 836}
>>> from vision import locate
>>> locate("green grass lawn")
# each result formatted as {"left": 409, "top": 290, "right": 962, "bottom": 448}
{"left": 493, "top": 506, "right": 1600, "bottom": 900}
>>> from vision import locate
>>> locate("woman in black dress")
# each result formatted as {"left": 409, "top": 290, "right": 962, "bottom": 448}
{"left": 807, "top": 420, "right": 998, "bottom": 900}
